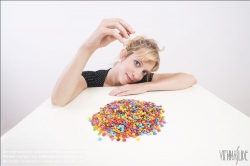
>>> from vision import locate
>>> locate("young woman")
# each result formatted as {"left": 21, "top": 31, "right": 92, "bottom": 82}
{"left": 51, "top": 18, "right": 197, "bottom": 107}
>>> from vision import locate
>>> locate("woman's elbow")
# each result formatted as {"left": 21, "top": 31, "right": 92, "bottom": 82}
{"left": 189, "top": 74, "right": 197, "bottom": 86}
{"left": 51, "top": 98, "right": 68, "bottom": 107}
{"left": 180, "top": 73, "right": 197, "bottom": 87}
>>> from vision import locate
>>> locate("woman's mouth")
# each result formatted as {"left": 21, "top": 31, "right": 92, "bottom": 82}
{"left": 126, "top": 73, "right": 133, "bottom": 82}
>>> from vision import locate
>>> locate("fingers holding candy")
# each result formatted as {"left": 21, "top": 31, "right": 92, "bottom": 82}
{"left": 84, "top": 18, "right": 135, "bottom": 52}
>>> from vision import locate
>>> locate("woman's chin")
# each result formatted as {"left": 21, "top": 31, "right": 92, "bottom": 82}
{"left": 120, "top": 79, "right": 129, "bottom": 85}
{"left": 118, "top": 79, "right": 126, "bottom": 85}
{"left": 119, "top": 75, "right": 131, "bottom": 85}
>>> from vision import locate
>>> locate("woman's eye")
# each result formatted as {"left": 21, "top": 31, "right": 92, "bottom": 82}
{"left": 134, "top": 60, "right": 147, "bottom": 75}
{"left": 134, "top": 60, "right": 140, "bottom": 67}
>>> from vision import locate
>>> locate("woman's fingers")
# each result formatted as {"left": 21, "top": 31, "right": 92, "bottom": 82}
{"left": 116, "top": 91, "right": 130, "bottom": 96}
{"left": 109, "top": 85, "right": 130, "bottom": 95}
{"left": 103, "top": 18, "right": 134, "bottom": 39}
{"left": 84, "top": 18, "right": 134, "bottom": 51}
{"left": 109, "top": 18, "right": 135, "bottom": 34}
{"left": 103, "top": 28, "right": 124, "bottom": 43}
{"left": 106, "top": 21, "right": 129, "bottom": 39}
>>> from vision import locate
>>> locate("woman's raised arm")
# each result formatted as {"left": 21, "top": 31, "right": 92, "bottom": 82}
{"left": 51, "top": 18, "right": 135, "bottom": 106}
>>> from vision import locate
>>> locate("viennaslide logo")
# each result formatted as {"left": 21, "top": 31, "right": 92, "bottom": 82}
{"left": 219, "top": 146, "right": 248, "bottom": 165}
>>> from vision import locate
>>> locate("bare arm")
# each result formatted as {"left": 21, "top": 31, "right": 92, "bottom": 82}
{"left": 51, "top": 18, "right": 135, "bottom": 106}
{"left": 108, "top": 73, "right": 197, "bottom": 96}
{"left": 51, "top": 44, "right": 93, "bottom": 106}
{"left": 146, "top": 72, "right": 197, "bottom": 91}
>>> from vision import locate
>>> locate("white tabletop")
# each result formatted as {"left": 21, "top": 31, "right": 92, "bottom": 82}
{"left": 1, "top": 85, "right": 250, "bottom": 166}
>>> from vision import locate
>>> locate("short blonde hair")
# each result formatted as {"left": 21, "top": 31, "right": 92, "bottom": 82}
{"left": 110, "top": 36, "right": 164, "bottom": 82}
{"left": 123, "top": 36, "right": 165, "bottom": 72}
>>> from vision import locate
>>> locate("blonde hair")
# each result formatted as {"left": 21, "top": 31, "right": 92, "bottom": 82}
{"left": 110, "top": 36, "right": 165, "bottom": 81}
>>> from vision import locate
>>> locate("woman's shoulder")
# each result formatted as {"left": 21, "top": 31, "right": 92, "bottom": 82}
{"left": 82, "top": 68, "right": 111, "bottom": 74}
{"left": 81, "top": 68, "right": 111, "bottom": 87}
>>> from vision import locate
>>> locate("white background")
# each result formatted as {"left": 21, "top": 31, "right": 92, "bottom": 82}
{"left": 1, "top": 1, "right": 250, "bottom": 136}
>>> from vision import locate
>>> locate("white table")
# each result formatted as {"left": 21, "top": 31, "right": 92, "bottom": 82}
{"left": 1, "top": 85, "right": 250, "bottom": 166}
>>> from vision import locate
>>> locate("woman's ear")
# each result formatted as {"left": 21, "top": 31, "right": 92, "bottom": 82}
{"left": 119, "top": 49, "right": 127, "bottom": 60}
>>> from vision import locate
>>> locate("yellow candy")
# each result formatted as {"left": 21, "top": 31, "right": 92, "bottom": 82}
{"left": 136, "top": 137, "right": 141, "bottom": 141}
{"left": 150, "top": 132, "right": 153, "bottom": 135}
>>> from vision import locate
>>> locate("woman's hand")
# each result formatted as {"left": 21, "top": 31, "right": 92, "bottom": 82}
{"left": 83, "top": 18, "right": 135, "bottom": 52}
{"left": 108, "top": 84, "right": 148, "bottom": 96}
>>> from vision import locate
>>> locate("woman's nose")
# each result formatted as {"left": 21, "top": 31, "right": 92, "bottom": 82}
{"left": 132, "top": 70, "right": 143, "bottom": 80}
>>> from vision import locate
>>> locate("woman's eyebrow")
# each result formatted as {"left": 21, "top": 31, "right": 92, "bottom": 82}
{"left": 138, "top": 59, "right": 144, "bottom": 66}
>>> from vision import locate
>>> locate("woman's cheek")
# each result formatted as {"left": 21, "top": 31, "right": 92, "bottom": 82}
{"left": 125, "top": 61, "right": 133, "bottom": 72}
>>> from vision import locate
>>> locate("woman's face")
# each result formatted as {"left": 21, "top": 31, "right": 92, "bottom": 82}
{"left": 118, "top": 53, "right": 156, "bottom": 85}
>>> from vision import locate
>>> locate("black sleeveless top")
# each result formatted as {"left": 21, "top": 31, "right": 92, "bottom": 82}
{"left": 81, "top": 68, "right": 154, "bottom": 87}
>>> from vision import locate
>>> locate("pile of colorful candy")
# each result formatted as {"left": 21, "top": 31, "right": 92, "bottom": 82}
{"left": 88, "top": 99, "right": 166, "bottom": 142}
